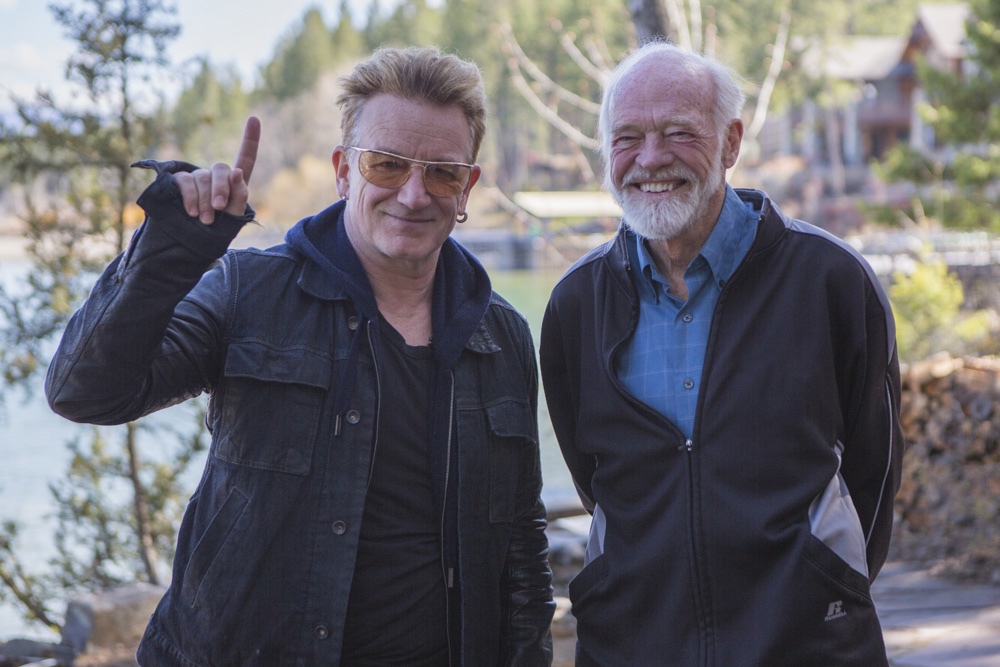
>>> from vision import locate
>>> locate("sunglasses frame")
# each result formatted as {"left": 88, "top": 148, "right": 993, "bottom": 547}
{"left": 346, "top": 146, "right": 475, "bottom": 197}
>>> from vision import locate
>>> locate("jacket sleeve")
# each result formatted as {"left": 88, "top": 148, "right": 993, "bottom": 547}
{"left": 502, "top": 319, "right": 555, "bottom": 667}
{"left": 45, "top": 166, "right": 253, "bottom": 425}
{"left": 839, "top": 277, "right": 905, "bottom": 582}
{"left": 539, "top": 289, "right": 597, "bottom": 513}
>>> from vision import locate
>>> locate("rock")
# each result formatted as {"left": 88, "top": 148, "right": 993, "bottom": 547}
{"left": 69, "top": 583, "right": 165, "bottom": 651}
{"left": 551, "top": 596, "right": 576, "bottom": 638}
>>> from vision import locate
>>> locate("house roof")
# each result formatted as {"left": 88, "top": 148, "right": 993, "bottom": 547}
{"left": 915, "top": 3, "right": 970, "bottom": 60}
{"left": 823, "top": 37, "right": 908, "bottom": 81}
{"left": 512, "top": 191, "right": 621, "bottom": 219}
{"left": 797, "top": 3, "right": 970, "bottom": 83}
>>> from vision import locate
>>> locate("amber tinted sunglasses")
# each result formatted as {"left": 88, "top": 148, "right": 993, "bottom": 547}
{"left": 347, "top": 147, "right": 474, "bottom": 197}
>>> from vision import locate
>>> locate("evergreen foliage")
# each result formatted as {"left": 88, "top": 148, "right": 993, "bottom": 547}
{"left": 879, "top": 0, "right": 1000, "bottom": 231}
{"left": 0, "top": 0, "right": 208, "bottom": 633}
{"left": 172, "top": 58, "right": 250, "bottom": 167}
{"left": 259, "top": 8, "right": 342, "bottom": 101}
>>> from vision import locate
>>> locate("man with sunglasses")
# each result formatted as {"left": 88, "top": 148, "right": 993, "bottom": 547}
{"left": 46, "top": 46, "right": 554, "bottom": 666}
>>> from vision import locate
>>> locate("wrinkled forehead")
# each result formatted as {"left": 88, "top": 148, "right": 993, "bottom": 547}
{"left": 608, "top": 57, "right": 716, "bottom": 128}
{"left": 613, "top": 54, "right": 712, "bottom": 105}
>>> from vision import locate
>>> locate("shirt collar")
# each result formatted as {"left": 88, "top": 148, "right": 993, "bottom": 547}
{"left": 635, "top": 185, "right": 757, "bottom": 289}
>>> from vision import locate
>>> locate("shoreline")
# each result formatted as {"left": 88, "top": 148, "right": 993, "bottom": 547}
{"left": 0, "top": 234, "right": 29, "bottom": 262}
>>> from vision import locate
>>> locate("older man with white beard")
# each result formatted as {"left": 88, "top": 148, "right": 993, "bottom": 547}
{"left": 539, "top": 42, "right": 904, "bottom": 667}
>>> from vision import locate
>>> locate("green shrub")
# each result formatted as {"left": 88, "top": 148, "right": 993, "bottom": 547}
{"left": 889, "top": 254, "right": 994, "bottom": 362}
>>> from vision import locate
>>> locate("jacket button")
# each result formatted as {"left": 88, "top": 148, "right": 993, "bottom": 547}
{"left": 332, "top": 520, "right": 347, "bottom": 535}
{"left": 347, "top": 316, "right": 359, "bottom": 331}
{"left": 314, "top": 625, "right": 329, "bottom": 639}
{"left": 346, "top": 410, "right": 361, "bottom": 424}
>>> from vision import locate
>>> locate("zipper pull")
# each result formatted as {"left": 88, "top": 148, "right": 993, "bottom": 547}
{"left": 447, "top": 567, "right": 455, "bottom": 588}
{"left": 677, "top": 438, "right": 693, "bottom": 452}
{"left": 334, "top": 413, "right": 342, "bottom": 436}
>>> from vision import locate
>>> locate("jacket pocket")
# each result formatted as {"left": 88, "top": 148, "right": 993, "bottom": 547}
{"left": 180, "top": 484, "right": 251, "bottom": 609}
{"left": 803, "top": 534, "right": 872, "bottom": 599}
{"left": 485, "top": 398, "right": 538, "bottom": 523}
{"left": 214, "top": 340, "right": 331, "bottom": 475}
{"left": 568, "top": 552, "right": 608, "bottom": 608}
{"left": 809, "top": 444, "right": 869, "bottom": 579}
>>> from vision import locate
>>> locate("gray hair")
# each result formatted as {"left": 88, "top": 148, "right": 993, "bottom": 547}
{"left": 597, "top": 42, "right": 746, "bottom": 163}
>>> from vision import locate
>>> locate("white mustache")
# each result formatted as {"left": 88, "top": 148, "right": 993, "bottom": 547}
{"left": 622, "top": 166, "right": 699, "bottom": 187}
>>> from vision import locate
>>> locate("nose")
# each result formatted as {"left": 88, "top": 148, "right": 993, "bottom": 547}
{"left": 635, "top": 135, "right": 675, "bottom": 171}
{"left": 395, "top": 164, "right": 434, "bottom": 207}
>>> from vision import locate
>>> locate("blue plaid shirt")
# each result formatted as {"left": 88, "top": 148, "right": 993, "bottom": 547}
{"left": 618, "top": 186, "right": 760, "bottom": 439}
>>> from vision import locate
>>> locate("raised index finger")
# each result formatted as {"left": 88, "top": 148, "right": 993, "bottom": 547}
{"left": 234, "top": 116, "right": 261, "bottom": 185}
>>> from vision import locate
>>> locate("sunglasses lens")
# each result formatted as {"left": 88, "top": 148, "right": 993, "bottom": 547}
{"left": 424, "top": 163, "right": 470, "bottom": 196}
{"left": 358, "top": 151, "right": 411, "bottom": 189}
{"left": 357, "top": 150, "right": 471, "bottom": 197}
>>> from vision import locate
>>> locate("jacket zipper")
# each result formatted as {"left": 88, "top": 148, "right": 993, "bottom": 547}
{"left": 365, "top": 320, "right": 381, "bottom": 484}
{"left": 682, "top": 436, "right": 713, "bottom": 666}
{"left": 442, "top": 370, "right": 456, "bottom": 667}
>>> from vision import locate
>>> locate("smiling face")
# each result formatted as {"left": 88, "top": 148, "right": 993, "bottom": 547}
{"left": 333, "top": 94, "right": 481, "bottom": 278}
{"left": 605, "top": 55, "right": 742, "bottom": 241}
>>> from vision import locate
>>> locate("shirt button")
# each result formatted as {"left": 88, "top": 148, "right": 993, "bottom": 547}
{"left": 346, "top": 410, "right": 361, "bottom": 424}
{"left": 683, "top": 378, "right": 695, "bottom": 390}
{"left": 682, "top": 313, "right": 693, "bottom": 323}
{"left": 347, "top": 316, "right": 359, "bottom": 331}
{"left": 314, "top": 625, "right": 329, "bottom": 639}
{"left": 332, "top": 520, "right": 347, "bottom": 535}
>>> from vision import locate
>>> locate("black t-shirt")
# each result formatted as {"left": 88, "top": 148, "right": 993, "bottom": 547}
{"left": 339, "top": 320, "right": 448, "bottom": 666}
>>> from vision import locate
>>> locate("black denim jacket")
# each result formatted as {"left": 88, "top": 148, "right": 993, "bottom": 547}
{"left": 46, "top": 168, "right": 554, "bottom": 666}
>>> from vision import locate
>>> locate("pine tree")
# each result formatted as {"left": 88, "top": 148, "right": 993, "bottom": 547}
{"left": 878, "top": 0, "right": 1000, "bottom": 231}
{"left": 259, "top": 8, "right": 339, "bottom": 101}
{"left": 0, "top": 0, "right": 206, "bottom": 634}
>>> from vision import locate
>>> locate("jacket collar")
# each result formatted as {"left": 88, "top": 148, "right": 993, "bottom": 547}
{"left": 284, "top": 200, "right": 498, "bottom": 357}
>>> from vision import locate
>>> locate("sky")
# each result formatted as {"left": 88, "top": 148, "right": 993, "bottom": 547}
{"left": 0, "top": 0, "right": 379, "bottom": 111}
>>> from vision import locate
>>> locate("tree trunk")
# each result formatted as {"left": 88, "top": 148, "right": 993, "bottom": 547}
{"left": 126, "top": 422, "right": 161, "bottom": 586}
{"left": 627, "top": 0, "right": 667, "bottom": 43}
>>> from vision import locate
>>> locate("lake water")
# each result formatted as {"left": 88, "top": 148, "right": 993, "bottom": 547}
{"left": 0, "top": 259, "right": 575, "bottom": 640}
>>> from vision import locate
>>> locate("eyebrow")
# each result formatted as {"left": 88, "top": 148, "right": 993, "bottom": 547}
{"left": 611, "top": 115, "right": 704, "bottom": 137}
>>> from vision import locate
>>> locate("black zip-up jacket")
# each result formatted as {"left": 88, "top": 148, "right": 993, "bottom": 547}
{"left": 540, "top": 189, "right": 903, "bottom": 666}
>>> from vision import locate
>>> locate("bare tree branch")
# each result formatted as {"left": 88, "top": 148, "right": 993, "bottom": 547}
{"left": 125, "top": 422, "right": 161, "bottom": 586}
{"left": 478, "top": 184, "right": 536, "bottom": 231}
{"left": 703, "top": 7, "right": 718, "bottom": 57}
{"left": 662, "top": 0, "right": 692, "bottom": 50}
{"left": 499, "top": 24, "right": 601, "bottom": 115}
{"left": 745, "top": 10, "right": 791, "bottom": 145}
{"left": 557, "top": 24, "right": 611, "bottom": 87}
{"left": 0, "top": 525, "right": 60, "bottom": 630}
{"left": 689, "top": 0, "right": 703, "bottom": 52}
{"left": 504, "top": 60, "right": 600, "bottom": 150}
{"left": 584, "top": 34, "right": 617, "bottom": 72}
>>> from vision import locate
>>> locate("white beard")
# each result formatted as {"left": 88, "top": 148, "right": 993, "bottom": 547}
{"left": 612, "top": 161, "right": 724, "bottom": 241}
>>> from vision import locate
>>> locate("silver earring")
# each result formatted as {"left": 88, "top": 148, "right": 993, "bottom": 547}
{"left": 456, "top": 211, "right": 468, "bottom": 223}
{"left": 340, "top": 194, "right": 348, "bottom": 201}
